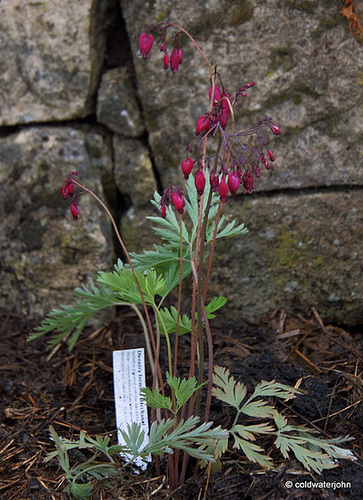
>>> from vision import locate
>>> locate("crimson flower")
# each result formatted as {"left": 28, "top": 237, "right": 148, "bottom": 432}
{"left": 194, "top": 169, "right": 206, "bottom": 195}
{"left": 227, "top": 171, "right": 240, "bottom": 196}
{"left": 181, "top": 157, "right": 194, "bottom": 179}
{"left": 218, "top": 177, "right": 228, "bottom": 203}
{"left": 138, "top": 33, "right": 154, "bottom": 58}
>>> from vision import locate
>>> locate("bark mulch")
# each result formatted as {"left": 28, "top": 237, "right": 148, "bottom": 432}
{"left": 0, "top": 308, "right": 362, "bottom": 499}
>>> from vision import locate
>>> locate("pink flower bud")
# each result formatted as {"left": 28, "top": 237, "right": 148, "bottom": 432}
{"left": 163, "top": 52, "right": 169, "bottom": 69}
{"left": 195, "top": 115, "right": 211, "bottom": 135}
{"left": 170, "top": 48, "right": 180, "bottom": 73}
{"left": 228, "top": 171, "right": 240, "bottom": 196}
{"left": 209, "top": 85, "right": 222, "bottom": 102}
{"left": 242, "top": 170, "right": 255, "bottom": 194}
{"left": 245, "top": 82, "right": 255, "bottom": 89}
{"left": 267, "top": 149, "right": 275, "bottom": 162}
{"left": 61, "top": 186, "right": 70, "bottom": 200}
{"left": 271, "top": 123, "right": 281, "bottom": 135}
{"left": 220, "top": 109, "right": 229, "bottom": 129}
{"left": 161, "top": 203, "right": 166, "bottom": 219}
{"left": 70, "top": 201, "right": 79, "bottom": 220}
{"left": 210, "top": 171, "right": 219, "bottom": 192}
{"left": 177, "top": 46, "right": 183, "bottom": 64}
{"left": 195, "top": 169, "right": 206, "bottom": 195}
{"left": 218, "top": 177, "right": 228, "bottom": 203}
{"left": 171, "top": 191, "right": 185, "bottom": 214}
{"left": 138, "top": 33, "right": 154, "bottom": 58}
{"left": 66, "top": 181, "right": 74, "bottom": 195}
{"left": 263, "top": 158, "right": 270, "bottom": 170}
{"left": 181, "top": 157, "right": 194, "bottom": 179}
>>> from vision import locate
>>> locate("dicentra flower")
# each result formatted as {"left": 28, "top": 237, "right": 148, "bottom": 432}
{"left": 160, "top": 186, "right": 185, "bottom": 217}
{"left": 70, "top": 200, "right": 79, "bottom": 220}
{"left": 163, "top": 52, "right": 169, "bottom": 69}
{"left": 181, "top": 157, "right": 194, "bottom": 179}
{"left": 171, "top": 191, "right": 185, "bottom": 214}
{"left": 138, "top": 33, "right": 154, "bottom": 58}
{"left": 170, "top": 46, "right": 183, "bottom": 73}
{"left": 194, "top": 169, "right": 206, "bottom": 195}
{"left": 271, "top": 123, "right": 281, "bottom": 135}
{"left": 227, "top": 171, "right": 240, "bottom": 196}
{"left": 242, "top": 169, "right": 255, "bottom": 194}
{"left": 218, "top": 176, "right": 228, "bottom": 203}
{"left": 210, "top": 171, "right": 220, "bottom": 192}
{"left": 195, "top": 115, "right": 211, "bottom": 135}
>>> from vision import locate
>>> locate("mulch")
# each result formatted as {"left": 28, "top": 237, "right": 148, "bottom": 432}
{"left": 0, "top": 308, "right": 362, "bottom": 499}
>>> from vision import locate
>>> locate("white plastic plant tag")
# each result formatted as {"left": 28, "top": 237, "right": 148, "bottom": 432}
{"left": 113, "top": 348, "right": 150, "bottom": 471}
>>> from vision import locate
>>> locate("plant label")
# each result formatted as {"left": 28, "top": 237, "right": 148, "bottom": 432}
{"left": 113, "top": 348, "right": 150, "bottom": 470}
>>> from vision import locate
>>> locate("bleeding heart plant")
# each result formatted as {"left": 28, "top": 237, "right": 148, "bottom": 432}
{"left": 30, "top": 22, "right": 355, "bottom": 495}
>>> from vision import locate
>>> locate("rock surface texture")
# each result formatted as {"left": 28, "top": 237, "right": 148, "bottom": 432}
{"left": 0, "top": 0, "right": 362, "bottom": 324}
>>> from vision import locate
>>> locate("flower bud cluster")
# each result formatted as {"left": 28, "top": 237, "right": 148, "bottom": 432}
{"left": 160, "top": 186, "right": 185, "bottom": 218}
{"left": 194, "top": 82, "right": 256, "bottom": 137}
{"left": 138, "top": 25, "right": 281, "bottom": 214}
{"left": 186, "top": 111, "right": 280, "bottom": 201}
{"left": 61, "top": 171, "right": 80, "bottom": 220}
{"left": 138, "top": 25, "right": 183, "bottom": 74}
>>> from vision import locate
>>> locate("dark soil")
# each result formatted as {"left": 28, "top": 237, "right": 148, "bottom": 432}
{"left": 0, "top": 309, "right": 362, "bottom": 499}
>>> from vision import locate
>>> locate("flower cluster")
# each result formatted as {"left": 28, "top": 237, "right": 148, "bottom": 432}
{"left": 138, "top": 22, "right": 281, "bottom": 214}
{"left": 61, "top": 171, "right": 79, "bottom": 220}
{"left": 160, "top": 186, "right": 185, "bottom": 218}
{"left": 138, "top": 25, "right": 183, "bottom": 74}
{"left": 181, "top": 81, "right": 281, "bottom": 201}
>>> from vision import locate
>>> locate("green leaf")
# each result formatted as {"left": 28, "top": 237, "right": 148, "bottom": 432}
{"left": 249, "top": 380, "right": 302, "bottom": 402}
{"left": 140, "top": 387, "right": 173, "bottom": 411}
{"left": 212, "top": 366, "right": 247, "bottom": 410}
{"left": 231, "top": 422, "right": 275, "bottom": 441}
{"left": 213, "top": 216, "right": 248, "bottom": 240}
{"left": 142, "top": 417, "right": 228, "bottom": 464}
{"left": 120, "top": 423, "right": 145, "bottom": 456}
{"left": 240, "top": 399, "right": 276, "bottom": 419}
{"left": 232, "top": 435, "right": 273, "bottom": 469}
{"left": 204, "top": 296, "right": 227, "bottom": 318}
{"left": 70, "top": 482, "right": 94, "bottom": 500}
{"left": 158, "top": 296, "right": 226, "bottom": 336}
{"left": 29, "top": 281, "right": 121, "bottom": 350}
{"left": 97, "top": 267, "right": 165, "bottom": 305}
{"left": 158, "top": 306, "right": 192, "bottom": 335}
{"left": 166, "top": 373, "right": 206, "bottom": 412}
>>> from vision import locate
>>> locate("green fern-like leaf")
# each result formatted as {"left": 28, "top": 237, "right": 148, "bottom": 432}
{"left": 140, "top": 387, "right": 173, "bottom": 411}
{"left": 158, "top": 306, "right": 192, "bottom": 335}
{"left": 159, "top": 297, "right": 227, "bottom": 336}
{"left": 231, "top": 422, "right": 275, "bottom": 441}
{"left": 166, "top": 373, "right": 206, "bottom": 412}
{"left": 232, "top": 435, "right": 273, "bottom": 468}
{"left": 29, "top": 281, "right": 121, "bottom": 350}
{"left": 273, "top": 412, "right": 355, "bottom": 473}
{"left": 205, "top": 296, "right": 227, "bottom": 318}
{"left": 212, "top": 366, "right": 247, "bottom": 410}
{"left": 96, "top": 267, "right": 165, "bottom": 305}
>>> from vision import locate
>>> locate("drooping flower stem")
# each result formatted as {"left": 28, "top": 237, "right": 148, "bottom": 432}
{"left": 164, "top": 23, "right": 213, "bottom": 76}
{"left": 71, "top": 178, "right": 163, "bottom": 392}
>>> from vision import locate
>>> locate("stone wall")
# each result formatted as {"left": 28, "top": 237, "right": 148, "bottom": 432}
{"left": 1, "top": 0, "right": 362, "bottom": 324}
